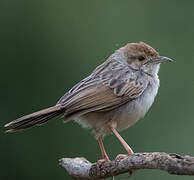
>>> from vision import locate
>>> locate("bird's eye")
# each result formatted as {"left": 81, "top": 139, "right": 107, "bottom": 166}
{"left": 138, "top": 56, "right": 145, "bottom": 61}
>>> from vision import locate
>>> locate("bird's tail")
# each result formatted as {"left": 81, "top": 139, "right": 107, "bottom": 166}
{"left": 4, "top": 105, "right": 65, "bottom": 133}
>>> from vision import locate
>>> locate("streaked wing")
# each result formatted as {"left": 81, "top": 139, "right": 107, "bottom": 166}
{"left": 57, "top": 60, "right": 149, "bottom": 120}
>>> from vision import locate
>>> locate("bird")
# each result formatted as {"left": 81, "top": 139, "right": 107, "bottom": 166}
{"left": 4, "top": 42, "right": 172, "bottom": 162}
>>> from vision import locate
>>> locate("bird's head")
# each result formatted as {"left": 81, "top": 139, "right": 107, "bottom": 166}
{"left": 121, "top": 42, "right": 173, "bottom": 76}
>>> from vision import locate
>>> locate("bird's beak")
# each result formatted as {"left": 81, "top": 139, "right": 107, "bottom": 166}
{"left": 156, "top": 56, "right": 173, "bottom": 63}
{"left": 147, "top": 56, "right": 173, "bottom": 64}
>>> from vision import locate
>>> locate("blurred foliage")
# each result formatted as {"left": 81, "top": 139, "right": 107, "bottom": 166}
{"left": 1, "top": 0, "right": 194, "bottom": 180}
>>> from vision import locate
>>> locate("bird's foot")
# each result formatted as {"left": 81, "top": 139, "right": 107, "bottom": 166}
{"left": 98, "top": 159, "right": 108, "bottom": 165}
{"left": 97, "top": 156, "right": 110, "bottom": 165}
{"left": 115, "top": 154, "right": 135, "bottom": 176}
{"left": 98, "top": 159, "right": 110, "bottom": 166}
{"left": 115, "top": 154, "right": 129, "bottom": 161}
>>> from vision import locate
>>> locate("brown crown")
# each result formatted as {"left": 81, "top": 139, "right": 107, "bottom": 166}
{"left": 123, "top": 42, "right": 159, "bottom": 58}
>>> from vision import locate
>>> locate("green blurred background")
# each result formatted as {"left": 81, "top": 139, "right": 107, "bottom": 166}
{"left": 1, "top": 0, "right": 194, "bottom": 180}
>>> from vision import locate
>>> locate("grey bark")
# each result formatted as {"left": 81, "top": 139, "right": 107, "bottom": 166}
{"left": 59, "top": 152, "right": 194, "bottom": 179}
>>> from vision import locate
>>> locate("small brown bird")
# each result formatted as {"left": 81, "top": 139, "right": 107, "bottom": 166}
{"left": 5, "top": 42, "right": 172, "bottom": 162}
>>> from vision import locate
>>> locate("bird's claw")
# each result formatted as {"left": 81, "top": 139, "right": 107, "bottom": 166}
{"left": 115, "top": 154, "right": 129, "bottom": 161}
{"left": 97, "top": 157, "right": 110, "bottom": 166}
{"left": 115, "top": 154, "right": 135, "bottom": 176}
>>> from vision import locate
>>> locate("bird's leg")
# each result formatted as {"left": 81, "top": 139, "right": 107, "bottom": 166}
{"left": 97, "top": 136, "right": 110, "bottom": 164}
{"left": 97, "top": 137, "right": 115, "bottom": 180}
{"left": 109, "top": 126, "right": 134, "bottom": 160}
{"left": 110, "top": 127, "right": 134, "bottom": 176}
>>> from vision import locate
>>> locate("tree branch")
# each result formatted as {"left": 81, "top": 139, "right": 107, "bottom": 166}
{"left": 59, "top": 152, "right": 194, "bottom": 179}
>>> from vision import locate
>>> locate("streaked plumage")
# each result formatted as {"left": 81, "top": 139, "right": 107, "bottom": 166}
{"left": 5, "top": 42, "right": 172, "bottom": 139}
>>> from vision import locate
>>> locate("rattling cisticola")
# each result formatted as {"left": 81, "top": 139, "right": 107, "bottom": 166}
{"left": 5, "top": 42, "right": 172, "bottom": 162}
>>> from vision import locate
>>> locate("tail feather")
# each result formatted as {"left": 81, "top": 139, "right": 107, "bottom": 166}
{"left": 5, "top": 105, "right": 65, "bottom": 133}
{"left": 36, "top": 111, "right": 63, "bottom": 126}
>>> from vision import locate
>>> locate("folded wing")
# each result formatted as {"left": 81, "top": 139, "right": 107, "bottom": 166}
{"left": 58, "top": 64, "right": 148, "bottom": 121}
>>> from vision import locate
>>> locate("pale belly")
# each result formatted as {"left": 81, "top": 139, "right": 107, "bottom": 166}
{"left": 113, "top": 89, "right": 156, "bottom": 131}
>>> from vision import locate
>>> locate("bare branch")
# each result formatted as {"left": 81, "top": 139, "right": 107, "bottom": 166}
{"left": 59, "top": 152, "right": 194, "bottom": 179}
